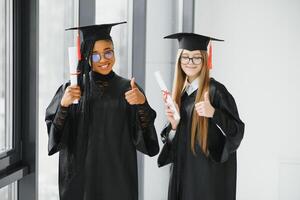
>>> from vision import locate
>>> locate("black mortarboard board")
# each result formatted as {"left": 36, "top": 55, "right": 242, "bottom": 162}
{"left": 66, "top": 21, "right": 127, "bottom": 41}
{"left": 164, "top": 32, "right": 224, "bottom": 51}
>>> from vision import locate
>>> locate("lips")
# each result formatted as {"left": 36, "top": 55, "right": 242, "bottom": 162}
{"left": 101, "top": 64, "right": 108, "bottom": 69}
{"left": 97, "top": 64, "right": 110, "bottom": 70}
{"left": 184, "top": 66, "right": 197, "bottom": 69}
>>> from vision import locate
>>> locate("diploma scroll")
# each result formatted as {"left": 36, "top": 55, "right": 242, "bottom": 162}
{"left": 154, "top": 71, "right": 180, "bottom": 122}
{"left": 68, "top": 46, "right": 79, "bottom": 104}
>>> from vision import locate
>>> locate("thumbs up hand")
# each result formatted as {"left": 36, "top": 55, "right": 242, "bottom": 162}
{"left": 125, "top": 78, "right": 146, "bottom": 105}
{"left": 195, "top": 91, "right": 215, "bottom": 118}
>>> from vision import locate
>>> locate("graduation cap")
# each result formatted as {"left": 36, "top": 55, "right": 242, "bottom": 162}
{"left": 164, "top": 32, "right": 224, "bottom": 68}
{"left": 66, "top": 21, "right": 127, "bottom": 42}
{"left": 164, "top": 32, "right": 223, "bottom": 51}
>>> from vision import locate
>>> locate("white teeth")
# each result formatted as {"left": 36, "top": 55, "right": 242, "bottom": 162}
{"left": 101, "top": 64, "right": 108, "bottom": 69}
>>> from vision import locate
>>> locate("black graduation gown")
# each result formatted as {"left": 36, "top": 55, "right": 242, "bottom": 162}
{"left": 158, "top": 78, "right": 245, "bottom": 200}
{"left": 45, "top": 71, "right": 159, "bottom": 200}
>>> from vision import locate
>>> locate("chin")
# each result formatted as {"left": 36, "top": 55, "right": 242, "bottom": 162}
{"left": 94, "top": 65, "right": 113, "bottom": 75}
{"left": 98, "top": 69, "right": 112, "bottom": 75}
{"left": 184, "top": 71, "right": 197, "bottom": 78}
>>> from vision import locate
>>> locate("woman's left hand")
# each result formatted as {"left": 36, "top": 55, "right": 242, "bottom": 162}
{"left": 125, "top": 78, "right": 146, "bottom": 105}
{"left": 195, "top": 91, "right": 215, "bottom": 118}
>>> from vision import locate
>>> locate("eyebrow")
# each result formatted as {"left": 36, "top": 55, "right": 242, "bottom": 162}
{"left": 92, "top": 48, "right": 113, "bottom": 53}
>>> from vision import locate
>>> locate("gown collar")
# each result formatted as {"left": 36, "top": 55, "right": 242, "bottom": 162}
{"left": 91, "top": 70, "right": 115, "bottom": 81}
{"left": 184, "top": 78, "right": 199, "bottom": 96}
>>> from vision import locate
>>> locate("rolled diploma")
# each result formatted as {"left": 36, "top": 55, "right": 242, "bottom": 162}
{"left": 68, "top": 46, "right": 79, "bottom": 104}
{"left": 154, "top": 71, "right": 180, "bottom": 122}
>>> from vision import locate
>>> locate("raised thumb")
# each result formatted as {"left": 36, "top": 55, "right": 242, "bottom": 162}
{"left": 131, "top": 77, "right": 137, "bottom": 89}
{"left": 204, "top": 91, "right": 209, "bottom": 102}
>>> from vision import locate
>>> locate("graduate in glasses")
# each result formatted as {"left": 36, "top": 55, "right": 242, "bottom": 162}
{"left": 45, "top": 22, "right": 159, "bottom": 200}
{"left": 158, "top": 33, "right": 245, "bottom": 200}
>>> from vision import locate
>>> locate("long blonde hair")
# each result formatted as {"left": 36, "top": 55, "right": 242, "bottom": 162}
{"left": 172, "top": 49, "right": 210, "bottom": 155}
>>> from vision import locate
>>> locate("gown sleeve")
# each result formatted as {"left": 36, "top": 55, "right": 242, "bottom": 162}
{"left": 208, "top": 81, "right": 245, "bottom": 163}
{"left": 45, "top": 83, "right": 71, "bottom": 156}
{"left": 157, "top": 123, "right": 176, "bottom": 167}
{"left": 130, "top": 87, "right": 160, "bottom": 157}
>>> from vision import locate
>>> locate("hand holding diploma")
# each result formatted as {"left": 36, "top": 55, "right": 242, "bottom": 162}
{"left": 60, "top": 85, "right": 81, "bottom": 107}
{"left": 154, "top": 71, "right": 180, "bottom": 128}
{"left": 60, "top": 46, "right": 81, "bottom": 107}
{"left": 164, "top": 95, "right": 180, "bottom": 130}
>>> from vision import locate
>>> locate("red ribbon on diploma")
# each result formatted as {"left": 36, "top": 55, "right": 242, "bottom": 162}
{"left": 162, "top": 90, "right": 170, "bottom": 99}
{"left": 70, "top": 70, "right": 81, "bottom": 75}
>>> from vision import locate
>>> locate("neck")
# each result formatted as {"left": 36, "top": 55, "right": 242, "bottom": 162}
{"left": 187, "top": 75, "right": 198, "bottom": 83}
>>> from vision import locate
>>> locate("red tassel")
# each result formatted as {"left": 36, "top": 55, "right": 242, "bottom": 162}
{"left": 77, "top": 33, "right": 81, "bottom": 61}
{"left": 207, "top": 42, "right": 212, "bottom": 69}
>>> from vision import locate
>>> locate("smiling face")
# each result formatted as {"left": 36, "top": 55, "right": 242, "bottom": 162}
{"left": 180, "top": 49, "right": 203, "bottom": 82}
{"left": 91, "top": 40, "right": 115, "bottom": 75}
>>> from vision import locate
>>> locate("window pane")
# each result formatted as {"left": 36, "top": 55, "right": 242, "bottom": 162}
{"left": 0, "top": 0, "right": 13, "bottom": 154}
{"left": 0, "top": 0, "right": 5, "bottom": 153}
{"left": 0, "top": 182, "right": 17, "bottom": 200}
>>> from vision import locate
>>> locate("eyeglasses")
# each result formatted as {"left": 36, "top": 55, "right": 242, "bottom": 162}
{"left": 180, "top": 56, "right": 203, "bottom": 65}
{"left": 91, "top": 50, "right": 114, "bottom": 63}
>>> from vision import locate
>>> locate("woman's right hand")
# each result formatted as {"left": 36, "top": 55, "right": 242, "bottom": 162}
{"left": 60, "top": 85, "right": 81, "bottom": 107}
{"left": 163, "top": 95, "right": 179, "bottom": 130}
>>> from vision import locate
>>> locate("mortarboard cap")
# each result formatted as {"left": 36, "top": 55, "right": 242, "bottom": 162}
{"left": 164, "top": 32, "right": 224, "bottom": 51}
{"left": 66, "top": 21, "right": 127, "bottom": 41}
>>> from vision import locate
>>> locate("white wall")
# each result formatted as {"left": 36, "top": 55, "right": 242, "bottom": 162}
{"left": 194, "top": 0, "right": 300, "bottom": 199}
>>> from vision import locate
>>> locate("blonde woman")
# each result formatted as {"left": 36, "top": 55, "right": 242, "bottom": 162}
{"left": 158, "top": 33, "right": 245, "bottom": 200}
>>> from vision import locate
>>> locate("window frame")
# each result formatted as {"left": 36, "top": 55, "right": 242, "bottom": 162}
{"left": 0, "top": 0, "right": 23, "bottom": 175}
{"left": 0, "top": 0, "right": 38, "bottom": 199}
